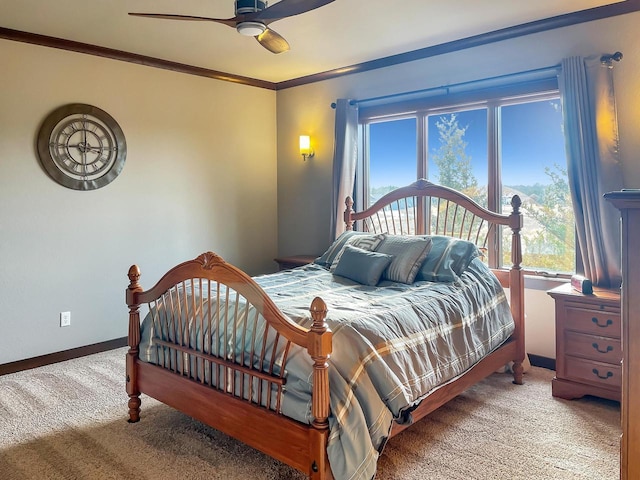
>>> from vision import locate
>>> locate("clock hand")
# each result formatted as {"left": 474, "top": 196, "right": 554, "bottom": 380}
{"left": 66, "top": 143, "right": 103, "bottom": 153}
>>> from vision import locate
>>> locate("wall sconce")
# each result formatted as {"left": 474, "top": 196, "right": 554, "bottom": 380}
{"left": 299, "top": 135, "right": 314, "bottom": 161}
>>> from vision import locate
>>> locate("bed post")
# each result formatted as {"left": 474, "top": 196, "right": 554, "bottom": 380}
{"left": 509, "top": 195, "right": 525, "bottom": 385}
{"left": 344, "top": 196, "right": 354, "bottom": 231}
{"left": 308, "top": 297, "right": 333, "bottom": 480}
{"left": 126, "top": 265, "right": 143, "bottom": 422}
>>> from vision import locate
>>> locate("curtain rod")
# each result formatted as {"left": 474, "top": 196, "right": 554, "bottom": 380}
{"left": 330, "top": 65, "right": 559, "bottom": 109}
{"left": 331, "top": 52, "right": 623, "bottom": 109}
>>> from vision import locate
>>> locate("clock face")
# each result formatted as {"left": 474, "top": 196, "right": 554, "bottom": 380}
{"left": 37, "top": 104, "right": 126, "bottom": 190}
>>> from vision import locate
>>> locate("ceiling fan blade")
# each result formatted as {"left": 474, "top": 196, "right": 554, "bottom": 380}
{"left": 256, "top": 28, "right": 290, "bottom": 54}
{"left": 252, "top": 0, "right": 334, "bottom": 23}
{"left": 128, "top": 12, "right": 237, "bottom": 28}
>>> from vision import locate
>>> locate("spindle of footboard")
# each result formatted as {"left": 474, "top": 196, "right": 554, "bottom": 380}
{"left": 256, "top": 312, "right": 269, "bottom": 405}
{"left": 275, "top": 340, "right": 291, "bottom": 413}
{"left": 178, "top": 280, "right": 188, "bottom": 377}
{"left": 223, "top": 285, "right": 230, "bottom": 393}
{"left": 172, "top": 288, "right": 181, "bottom": 372}
{"left": 198, "top": 278, "right": 205, "bottom": 385}
{"left": 126, "top": 265, "right": 143, "bottom": 423}
{"left": 247, "top": 308, "right": 259, "bottom": 402}
{"left": 213, "top": 282, "right": 221, "bottom": 387}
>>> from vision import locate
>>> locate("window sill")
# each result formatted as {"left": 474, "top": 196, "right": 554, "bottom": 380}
{"left": 523, "top": 275, "right": 568, "bottom": 291}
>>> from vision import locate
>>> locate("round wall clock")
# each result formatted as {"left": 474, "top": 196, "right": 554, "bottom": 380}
{"left": 37, "top": 103, "right": 127, "bottom": 190}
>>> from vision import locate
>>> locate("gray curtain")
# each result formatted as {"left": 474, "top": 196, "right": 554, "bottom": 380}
{"left": 559, "top": 56, "right": 624, "bottom": 287}
{"left": 330, "top": 99, "right": 359, "bottom": 240}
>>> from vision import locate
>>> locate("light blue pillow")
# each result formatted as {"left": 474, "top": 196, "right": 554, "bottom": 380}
{"left": 416, "top": 235, "right": 480, "bottom": 282}
{"left": 315, "top": 231, "right": 371, "bottom": 267}
{"left": 332, "top": 245, "right": 393, "bottom": 286}
{"left": 375, "top": 235, "right": 433, "bottom": 284}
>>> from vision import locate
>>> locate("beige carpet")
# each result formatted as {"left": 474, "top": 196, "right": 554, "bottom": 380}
{"left": 0, "top": 348, "right": 620, "bottom": 479}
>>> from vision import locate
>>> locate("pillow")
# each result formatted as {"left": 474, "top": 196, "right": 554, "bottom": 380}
{"left": 332, "top": 245, "right": 393, "bottom": 286}
{"left": 329, "top": 233, "right": 385, "bottom": 272}
{"left": 315, "top": 231, "right": 371, "bottom": 267}
{"left": 375, "top": 235, "right": 433, "bottom": 284}
{"left": 416, "top": 235, "right": 480, "bottom": 282}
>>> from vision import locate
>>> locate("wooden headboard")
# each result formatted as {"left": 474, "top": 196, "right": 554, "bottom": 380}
{"left": 344, "top": 179, "right": 522, "bottom": 272}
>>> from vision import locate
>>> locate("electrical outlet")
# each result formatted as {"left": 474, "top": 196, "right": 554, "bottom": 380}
{"left": 60, "top": 311, "right": 71, "bottom": 327}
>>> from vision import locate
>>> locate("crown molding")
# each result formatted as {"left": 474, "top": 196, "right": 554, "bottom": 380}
{"left": 2, "top": 1, "right": 639, "bottom": 91}
{"left": 0, "top": 26, "right": 277, "bottom": 90}
{"left": 276, "top": 0, "right": 640, "bottom": 89}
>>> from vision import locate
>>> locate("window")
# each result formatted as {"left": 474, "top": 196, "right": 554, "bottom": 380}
{"left": 360, "top": 82, "right": 575, "bottom": 275}
{"left": 368, "top": 117, "right": 416, "bottom": 204}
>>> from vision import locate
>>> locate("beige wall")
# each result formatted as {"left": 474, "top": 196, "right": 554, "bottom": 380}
{"left": 3, "top": 12, "right": 639, "bottom": 364}
{"left": 0, "top": 40, "right": 277, "bottom": 364}
{"left": 276, "top": 13, "right": 640, "bottom": 359}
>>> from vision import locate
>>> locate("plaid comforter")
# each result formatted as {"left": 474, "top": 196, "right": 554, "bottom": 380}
{"left": 139, "top": 258, "right": 514, "bottom": 480}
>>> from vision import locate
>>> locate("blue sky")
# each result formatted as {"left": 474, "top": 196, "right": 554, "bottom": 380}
{"left": 369, "top": 99, "right": 566, "bottom": 188}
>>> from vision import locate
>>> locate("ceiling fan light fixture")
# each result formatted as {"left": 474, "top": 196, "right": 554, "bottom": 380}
{"left": 236, "top": 21, "right": 267, "bottom": 36}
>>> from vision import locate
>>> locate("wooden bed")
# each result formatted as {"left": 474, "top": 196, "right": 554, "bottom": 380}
{"left": 125, "top": 179, "right": 524, "bottom": 480}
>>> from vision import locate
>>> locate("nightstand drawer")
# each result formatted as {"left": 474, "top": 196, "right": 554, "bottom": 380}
{"left": 565, "top": 356, "right": 621, "bottom": 389}
{"left": 564, "top": 304, "right": 621, "bottom": 338}
{"left": 565, "top": 331, "right": 621, "bottom": 363}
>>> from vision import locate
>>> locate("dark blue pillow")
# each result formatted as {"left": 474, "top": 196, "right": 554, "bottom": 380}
{"left": 332, "top": 245, "right": 393, "bottom": 286}
{"left": 416, "top": 235, "right": 480, "bottom": 282}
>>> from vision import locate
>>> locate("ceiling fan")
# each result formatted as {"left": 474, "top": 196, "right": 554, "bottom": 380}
{"left": 129, "top": 0, "right": 335, "bottom": 54}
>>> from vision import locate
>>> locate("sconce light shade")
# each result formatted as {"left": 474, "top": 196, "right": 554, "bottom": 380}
{"left": 299, "top": 135, "right": 314, "bottom": 161}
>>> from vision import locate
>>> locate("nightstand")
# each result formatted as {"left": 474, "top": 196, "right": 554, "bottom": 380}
{"left": 548, "top": 282, "right": 621, "bottom": 401}
{"left": 274, "top": 255, "right": 317, "bottom": 271}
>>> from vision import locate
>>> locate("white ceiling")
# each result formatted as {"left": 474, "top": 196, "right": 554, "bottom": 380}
{"left": 0, "top": 0, "right": 626, "bottom": 83}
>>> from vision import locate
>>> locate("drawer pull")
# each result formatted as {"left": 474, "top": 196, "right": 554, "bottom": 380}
{"left": 592, "top": 368, "right": 613, "bottom": 380}
{"left": 592, "top": 342, "right": 614, "bottom": 354}
{"left": 591, "top": 317, "right": 613, "bottom": 328}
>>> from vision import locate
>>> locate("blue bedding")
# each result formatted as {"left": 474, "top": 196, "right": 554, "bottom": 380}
{"left": 138, "top": 258, "right": 514, "bottom": 480}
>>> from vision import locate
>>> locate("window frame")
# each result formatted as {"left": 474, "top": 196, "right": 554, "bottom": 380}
{"left": 357, "top": 77, "right": 575, "bottom": 277}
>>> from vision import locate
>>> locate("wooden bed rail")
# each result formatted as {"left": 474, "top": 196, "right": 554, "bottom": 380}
{"left": 125, "top": 252, "right": 333, "bottom": 477}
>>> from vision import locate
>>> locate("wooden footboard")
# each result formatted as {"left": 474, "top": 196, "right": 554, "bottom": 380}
{"left": 125, "top": 252, "right": 334, "bottom": 479}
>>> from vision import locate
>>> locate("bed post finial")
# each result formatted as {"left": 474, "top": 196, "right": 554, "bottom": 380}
{"left": 127, "top": 265, "right": 140, "bottom": 288}
{"left": 344, "top": 196, "right": 354, "bottom": 231}
{"left": 126, "top": 264, "right": 143, "bottom": 423}
{"left": 510, "top": 194, "right": 522, "bottom": 214}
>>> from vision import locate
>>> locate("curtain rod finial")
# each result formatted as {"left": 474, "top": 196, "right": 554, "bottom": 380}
{"left": 601, "top": 51, "right": 623, "bottom": 65}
